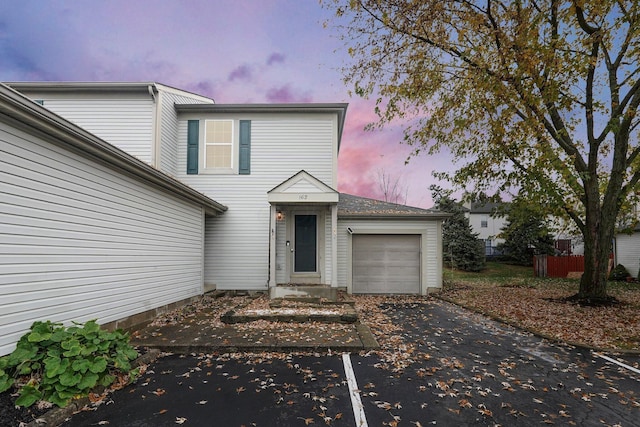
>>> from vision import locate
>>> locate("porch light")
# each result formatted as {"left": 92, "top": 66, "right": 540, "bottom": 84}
{"left": 276, "top": 211, "right": 285, "bottom": 221}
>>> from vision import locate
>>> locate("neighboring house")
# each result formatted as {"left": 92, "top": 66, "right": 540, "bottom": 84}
{"left": 614, "top": 225, "right": 640, "bottom": 278}
{"left": 614, "top": 201, "right": 640, "bottom": 279}
{"left": 465, "top": 202, "right": 506, "bottom": 256}
{"left": 0, "top": 84, "right": 226, "bottom": 356}
{"left": 466, "top": 201, "right": 585, "bottom": 257}
{"left": 1, "top": 82, "right": 448, "bottom": 355}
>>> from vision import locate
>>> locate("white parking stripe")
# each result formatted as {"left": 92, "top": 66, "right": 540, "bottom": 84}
{"left": 342, "top": 353, "right": 369, "bottom": 427}
{"left": 594, "top": 352, "right": 640, "bottom": 377}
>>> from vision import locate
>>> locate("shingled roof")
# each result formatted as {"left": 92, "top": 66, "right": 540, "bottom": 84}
{"left": 338, "top": 193, "right": 449, "bottom": 219}
{"left": 469, "top": 202, "right": 505, "bottom": 214}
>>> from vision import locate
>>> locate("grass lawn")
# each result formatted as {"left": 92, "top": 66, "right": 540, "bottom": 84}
{"left": 439, "top": 262, "right": 640, "bottom": 352}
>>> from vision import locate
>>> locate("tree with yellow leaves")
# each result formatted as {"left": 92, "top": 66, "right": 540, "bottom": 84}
{"left": 324, "top": 0, "right": 640, "bottom": 303}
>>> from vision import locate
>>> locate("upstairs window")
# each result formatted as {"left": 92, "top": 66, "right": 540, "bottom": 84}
{"left": 205, "top": 120, "right": 233, "bottom": 169}
{"left": 481, "top": 215, "right": 488, "bottom": 228}
{"left": 186, "top": 119, "right": 250, "bottom": 175}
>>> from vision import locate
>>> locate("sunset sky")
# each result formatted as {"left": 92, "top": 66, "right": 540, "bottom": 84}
{"left": 0, "top": 0, "right": 457, "bottom": 208}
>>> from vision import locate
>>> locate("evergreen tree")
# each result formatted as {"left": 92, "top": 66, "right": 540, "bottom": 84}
{"left": 431, "top": 186, "right": 485, "bottom": 272}
{"left": 498, "top": 206, "right": 555, "bottom": 266}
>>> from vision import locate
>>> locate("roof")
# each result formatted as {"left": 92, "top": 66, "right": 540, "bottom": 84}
{"left": 338, "top": 193, "right": 450, "bottom": 219}
{"left": 469, "top": 202, "right": 504, "bottom": 214}
{"left": 0, "top": 83, "right": 226, "bottom": 216}
{"left": 175, "top": 103, "right": 348, "bottom": 149}
{"left": 5, "top": 81, "right": 215, "bottom": 104}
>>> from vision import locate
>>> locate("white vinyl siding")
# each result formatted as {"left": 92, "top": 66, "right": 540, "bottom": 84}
{"left": 158, "top": 90, "right": 214, "bottom": 177}
{"left": 177, "top": 115, "right": 336, "bottom": 290}
{"left": 616, "top": 234, "right": 640, "bottom": 278}
{"left": 275, "top": 218, "right": 287, "bottom": 284}
{"left": 337, "top": 219, "right": 443, "bottom": 295}
{"left": 323, "top": 212, "right": 333, "bottom": 284}
{"left": 468, "top": 213, "right": 507, "bottom": 243}
{"left": 0, "top": 122, "right": 205, "bottom": 356}
{"left": 18, "top": 94, "right": 155, "bottom": 164}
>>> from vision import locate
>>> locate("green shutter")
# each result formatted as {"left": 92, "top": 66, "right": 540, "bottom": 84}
{"left": 239, "top": 120, "right": 251, "bottom": 175}
{"left": 187, "top": 120, "right": 199, "bottom": 175}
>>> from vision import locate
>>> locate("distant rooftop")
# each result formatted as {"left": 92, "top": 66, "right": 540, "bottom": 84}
{"left": 338, "top": 193, "right": 448, "bottom": 219}
{"left": 469, "top": 202, "right": 505, "bottom": 214}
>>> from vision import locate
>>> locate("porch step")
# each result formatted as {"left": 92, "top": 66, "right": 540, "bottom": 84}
{"left": 270, "top": 284, "right": 337, "bottom": 301}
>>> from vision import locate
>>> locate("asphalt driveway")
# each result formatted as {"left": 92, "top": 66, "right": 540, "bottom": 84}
{"left": 59, "top": 298, "right": 639, "bottom": 426}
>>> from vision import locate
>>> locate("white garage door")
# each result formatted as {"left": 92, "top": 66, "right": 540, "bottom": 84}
{"left": 352, "top": 234, "right": 421, "bottom": 294}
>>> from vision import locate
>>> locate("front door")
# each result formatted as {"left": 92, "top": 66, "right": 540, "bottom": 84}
{"left": 294, "top": 214, "right": 317, "bottom": 272}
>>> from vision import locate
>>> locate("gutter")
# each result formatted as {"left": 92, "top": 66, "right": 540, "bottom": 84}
{"left": 338, "top": 213, "right": 452, "bottom": 220}
{"left": 0, "top": 84, "right": 227, "bottom": 216}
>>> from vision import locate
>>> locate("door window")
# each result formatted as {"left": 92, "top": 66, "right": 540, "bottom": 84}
{"left": 294, "top": 215, "right": 317, "bottom": 272}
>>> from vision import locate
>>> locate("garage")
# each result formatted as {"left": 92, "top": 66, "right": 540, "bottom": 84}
{"left": 352, "top": 234, "right": 421, "bottom": 294}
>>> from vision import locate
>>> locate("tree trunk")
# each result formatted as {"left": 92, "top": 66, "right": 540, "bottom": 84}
{"left": 577, "top": 202, "right": 616, "bottom": 303}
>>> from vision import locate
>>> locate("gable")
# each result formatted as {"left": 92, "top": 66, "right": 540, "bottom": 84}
{"left": 268, "top": 170, "right": 338, "bottom": 203}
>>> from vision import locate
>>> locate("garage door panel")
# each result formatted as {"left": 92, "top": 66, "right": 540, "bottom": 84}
{"left": 352, "top": 234, "right": 421, "bottom": 294}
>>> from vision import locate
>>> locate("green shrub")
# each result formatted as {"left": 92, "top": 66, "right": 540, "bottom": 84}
{"left": 609, "top": 264, "right": 630, "bottom": 281}
{"left": 0, "top": 320, "right": 138, "bottom": 408}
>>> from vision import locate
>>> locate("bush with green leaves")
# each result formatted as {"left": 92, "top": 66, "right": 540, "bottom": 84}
{"left": 609, "top": 264, "right": 630, "bottom": 281}
{"left": 0, "top": 320, "right": 138, "bottom": 408}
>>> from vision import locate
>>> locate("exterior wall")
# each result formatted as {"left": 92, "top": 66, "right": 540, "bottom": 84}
{"left": 336, "top": 218, "right": 443, "bottom": 294}
{"left": 323, "top": 210, "right": 333, "bottom": 283}
{"left": 13, "top": 92, "right": 156, "bottom": 164}
{"left": 0, "top": 121, "right": 205, "bottom": 356}
{"left": 275, "top": 218, "right": 287, "bottom": 284}
{"left": 468, "top": 212, "right": 506, "bottom": 243}
{"left": 615, "top": 234, "right": 640, "bottom": 278}
{"left": 157, "top": 90, "right": 213, "bottom": 177}
{"left": 177, "top": 114, "right": 338, "bottom": 290}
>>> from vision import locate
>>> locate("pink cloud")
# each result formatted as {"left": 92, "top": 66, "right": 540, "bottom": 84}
{"left": 267, "top": 53, "right": 285, "bottom": 65}
{"left": 266, "top": 85, "right": 312, "bottom": 103}
{"left": 185, "top": 80, "right": 216, "bottom": 99}
{"left": 228, "top": 64, "right": 253, "bottom": 82}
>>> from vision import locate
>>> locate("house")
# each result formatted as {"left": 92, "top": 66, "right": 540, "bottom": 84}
{"left": 465, "top": 202, "right": 506, "bottom": 256}
{"left": 614, "top": 201, "right": 640, "bottom": 279}
{"left": 466, "top": 201, "right": 584, "bottom": 257}
{"left": 1, "top": 82, "right": 448, "bottom": 355}
{"left": 614, "top": 226, "right": 640, "bottom": 278}
{"left": 0, "top": 84, "right": 226, "bottom": 356}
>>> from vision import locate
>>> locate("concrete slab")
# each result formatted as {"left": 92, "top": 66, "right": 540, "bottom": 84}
{"left": 130, "top": 297, "right": 379, "bottom": 353}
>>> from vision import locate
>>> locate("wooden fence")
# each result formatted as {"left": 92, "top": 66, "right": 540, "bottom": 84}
{"left": 533, "top": 255, "right": 585, "bottom": 278}
{"left": 534, "top": 254, "right": 613, "bottom": 278}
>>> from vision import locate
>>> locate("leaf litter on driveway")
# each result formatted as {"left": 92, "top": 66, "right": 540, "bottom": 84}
{"left": 56, "top": 293, "right": 640, "bottom": 426}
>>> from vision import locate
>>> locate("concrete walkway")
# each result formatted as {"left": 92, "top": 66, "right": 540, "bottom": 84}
{"left": 130, "top": 296, "right": 379, "bottom": 353}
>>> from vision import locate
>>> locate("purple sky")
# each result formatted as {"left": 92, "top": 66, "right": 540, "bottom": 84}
{"left": 0, "top": 0, "right": 455, "bottom": 208}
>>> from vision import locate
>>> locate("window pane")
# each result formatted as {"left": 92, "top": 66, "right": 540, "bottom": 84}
{"left": 206, "top": 145, "right": 232, "bottom": 168}
{"left": 205, "top": 120, "right": 232, "bottom": 143}
{"left": 204, "top": 120, "right": 233, "bottom": 169}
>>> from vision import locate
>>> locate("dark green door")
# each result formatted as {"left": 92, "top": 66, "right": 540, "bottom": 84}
{"left": 294, "top": 215, "right": 317, "bottom": 272}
